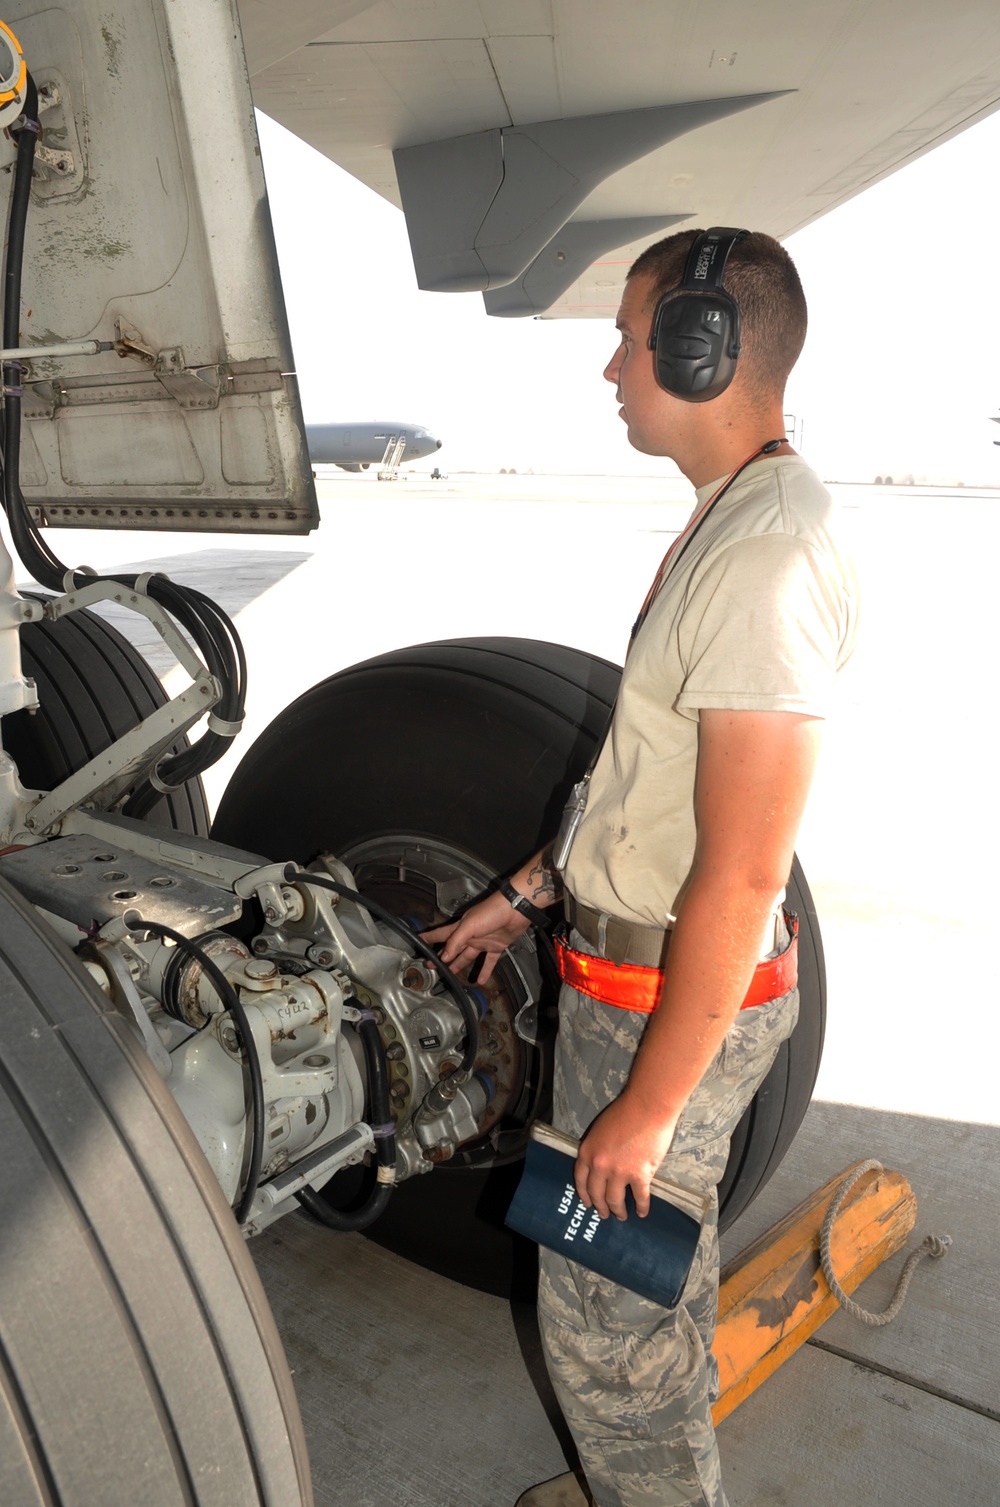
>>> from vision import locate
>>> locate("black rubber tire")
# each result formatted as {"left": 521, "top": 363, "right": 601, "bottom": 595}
{"left": 214, "top": 637, "right": 619, "bottom": 869}
{"left": 212, "top": 637, "right": 825, "bottom": 1292}
{"left": 1, "top": 594, "right": 210, "bottom": 835}
{"left": 0, "top": 875, "right": 312, "bottom": 1506}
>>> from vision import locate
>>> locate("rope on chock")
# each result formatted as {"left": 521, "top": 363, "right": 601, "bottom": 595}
{"left": 820, "top": 1159, "right": 951, "bottom": 1327}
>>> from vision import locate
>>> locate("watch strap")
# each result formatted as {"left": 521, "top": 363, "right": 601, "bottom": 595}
{"left": 499, "top": 876, "right": 552, "bottom": 931}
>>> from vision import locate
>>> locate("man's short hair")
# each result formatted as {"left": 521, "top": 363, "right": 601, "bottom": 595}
{"left": 628, "top": 230, "right": 807, "bottom": 400}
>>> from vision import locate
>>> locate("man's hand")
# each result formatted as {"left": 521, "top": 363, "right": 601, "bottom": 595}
{"left": 574, "top": 1090, "right": 680, "bottom": 1220}
{"left": 422, "top": 845, "right": 562, "bottom": 982}
{"left": 421, "top": 889, "right": 531, "bottom": 983}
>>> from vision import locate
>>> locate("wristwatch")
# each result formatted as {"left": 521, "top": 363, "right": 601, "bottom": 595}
{"left": 499, "top": 876, "right": 551, "bottom": 930}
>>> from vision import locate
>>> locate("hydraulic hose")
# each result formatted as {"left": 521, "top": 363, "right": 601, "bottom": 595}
{"left": 295, "top": 1013, "right": 396, "bottom": 1231}
{"left": 291, "top": 869, "right": 482, "bottom": 1075}
{"left": 127, "top": 918, "right": 265, "bottom": 1225}
{"left": 1, "top": 74, "right": 64, "bottom": 586}
{"left": 3, "top": 75, "right": 36, "bottom": 351}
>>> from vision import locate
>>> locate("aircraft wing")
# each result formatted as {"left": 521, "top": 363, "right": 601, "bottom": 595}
{"left": 243, "top": 0, "right": 1000, "bottom": 317}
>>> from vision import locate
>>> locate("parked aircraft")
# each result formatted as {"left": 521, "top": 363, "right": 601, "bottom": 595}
{"left": 306, "top": 420, "right": 442, "bottom": 473}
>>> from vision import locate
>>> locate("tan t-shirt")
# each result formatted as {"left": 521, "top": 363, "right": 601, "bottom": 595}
{"left": 563, "top": 455, "right": 859, "bottom": 927}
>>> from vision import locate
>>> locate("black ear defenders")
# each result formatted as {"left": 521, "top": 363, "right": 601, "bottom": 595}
{"left": 648, "top": 227, "right": 748, "bottom": 402}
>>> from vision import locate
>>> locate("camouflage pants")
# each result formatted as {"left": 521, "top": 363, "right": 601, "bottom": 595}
{"left": 538, "top": 939, "right": 799, "bottom": 1507}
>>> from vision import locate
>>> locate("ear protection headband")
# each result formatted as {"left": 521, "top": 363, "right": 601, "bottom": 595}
{"left": 648, "top": 227, "right": 748, "bottom": 402}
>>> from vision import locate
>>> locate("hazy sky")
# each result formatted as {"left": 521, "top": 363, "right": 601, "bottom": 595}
{"left": 257, "top": 106, "right": 1000, "bottom": 485}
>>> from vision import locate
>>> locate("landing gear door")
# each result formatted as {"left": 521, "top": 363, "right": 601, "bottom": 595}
{"left": 1, "top": 0, "right": 318, "bottom": 534}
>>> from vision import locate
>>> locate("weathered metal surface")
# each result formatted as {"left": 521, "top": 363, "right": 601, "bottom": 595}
{"left": 1, "top": 0, "right": 317, "bottom": 532}
{"left": 0, "top": 832, "right": 241, "bottom": 935}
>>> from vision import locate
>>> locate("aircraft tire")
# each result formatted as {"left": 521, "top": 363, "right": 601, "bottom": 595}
{"left": 211, "top": 637, "right": 825, "bottom": 1294}
{"left": 3, "top": 594, "right": 210, "bottom": 836}
{"left": 0, "top": 875, "right": 312, "bottom": 1507}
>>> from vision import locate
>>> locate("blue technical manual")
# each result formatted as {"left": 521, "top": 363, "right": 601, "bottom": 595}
{"left": 505, "top": 1123, "right": 710, "bottom": 1309}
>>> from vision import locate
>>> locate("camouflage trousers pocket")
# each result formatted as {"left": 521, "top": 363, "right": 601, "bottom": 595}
{"left": 539, "top": 1280, "right": 726, "bottom": 1507}
{"left": 585, "top": 1271, "right": 687, "bottom": 1336}
{"left": 538, "top": 1249, "right": 713, "bottom": 1352}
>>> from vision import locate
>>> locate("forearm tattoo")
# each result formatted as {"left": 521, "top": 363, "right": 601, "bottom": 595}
{"left": 526, "top": 843, "right": 564, "bottom": 904}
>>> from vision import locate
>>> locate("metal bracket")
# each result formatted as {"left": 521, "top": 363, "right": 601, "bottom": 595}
{"left": 23, "top": 671, "right": 222, "bottom": 834}
{"left": 114, "top": 318, "right": 156, "bottom": 366}
{"left": 32, "top": 143, "right": 75, "bottom": 179}
{"left": 44, "top": 577, "right": 212, "bottom": 684}
{"left": 242, "top": 1122, "right": 376, "bottom": 1232}
{"left": 108, "top": 334, "right": 224, "bottom": 409}
{"left": 3, "top": 73, "right": 85, "bottom": 198}
{"left": 154, "top": 349, "right": 223, "bottom": 409}
{"left": 84, "top": 940, "right": 173, "bottom": 1079}
{"left": 36, "top": 83, "right": 61, "bottom": 116}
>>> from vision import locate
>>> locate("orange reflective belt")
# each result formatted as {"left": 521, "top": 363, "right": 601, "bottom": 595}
{"left": 554, "top": 915, "right": 799, "bottom": 1014}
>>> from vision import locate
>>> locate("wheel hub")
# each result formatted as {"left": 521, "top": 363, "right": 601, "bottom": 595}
{"left": 339, "top": 833, "right": 551, "bottom": 1166}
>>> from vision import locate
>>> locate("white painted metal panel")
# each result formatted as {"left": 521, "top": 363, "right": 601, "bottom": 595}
{"left": 4, "top": 0, "right": 318, "bottom": 532}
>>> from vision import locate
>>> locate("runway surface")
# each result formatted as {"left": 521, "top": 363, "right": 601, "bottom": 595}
{"left": 23, "top": 470, "right": 999, "bottom": 1505}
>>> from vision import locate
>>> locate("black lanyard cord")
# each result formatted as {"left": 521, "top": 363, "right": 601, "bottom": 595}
{"left": 630, "top": 436, "right": 787, "bottom": 644}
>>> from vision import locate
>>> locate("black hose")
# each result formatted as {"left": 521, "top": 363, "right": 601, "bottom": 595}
{"left": 1, "top": 74, "right": 65, "bottom": 589}
{"left": 297, "top": 1179, "right": 392, "bottom": 1232}
{"left": 127, "top": 918, "right": 265, "bottom": 1225}
{"left": 3, "top": 77, "right": 37, "bottom": 349}
{"left": 295, "top": 1014, "right": 395, "bottom": 1231}
{"left": 291, "top": 869, "right": 482, "bottom": 1074}
{"left": 122, "top": 577, "right": 248, "bottom": 814}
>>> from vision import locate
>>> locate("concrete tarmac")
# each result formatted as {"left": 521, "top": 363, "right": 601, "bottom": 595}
{"left": 250, "top": 1098, "right": 999, "bottom": 1507}
{"left": 28, "top": 470, "right": 1000, "bottom": 1505}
